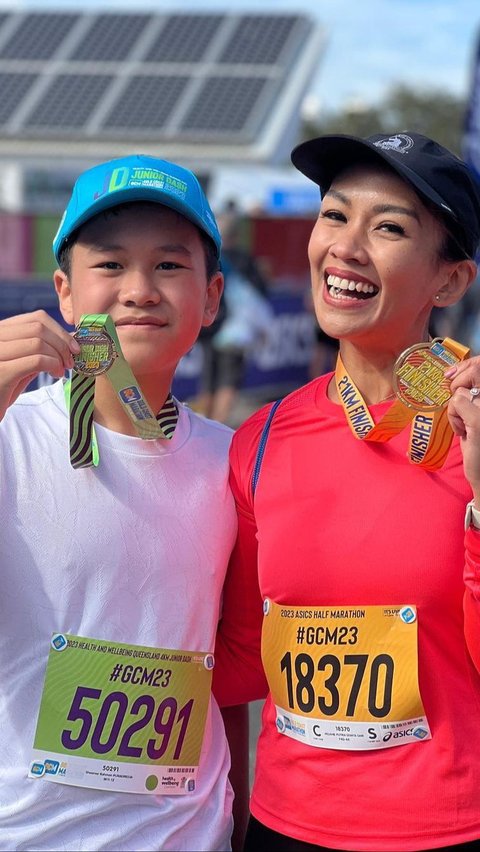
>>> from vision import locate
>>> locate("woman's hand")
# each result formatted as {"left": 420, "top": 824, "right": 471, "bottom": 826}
{"left": 446, "top": 357, "right": 480, "bottom": 498}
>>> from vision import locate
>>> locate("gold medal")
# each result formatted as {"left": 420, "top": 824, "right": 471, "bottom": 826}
{"left": 73, "top": 326, "right": 117, "bottom": 376}
{"left": 336, "top": 337, "right": 469, "bottom": 470}
{"left": 393, "top": 339, "right": 459, "bottom": 411}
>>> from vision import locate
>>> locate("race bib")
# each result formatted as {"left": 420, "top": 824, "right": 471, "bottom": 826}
{"left": 29, "top": 633, "right": 214, "bottom": 794}
{"left": 262, "top": 601, "right": 430, "bottom": 750}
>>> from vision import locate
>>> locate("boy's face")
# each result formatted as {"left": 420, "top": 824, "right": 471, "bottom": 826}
{"left": 54, "top": 203, "right": 222, "bottom": 380}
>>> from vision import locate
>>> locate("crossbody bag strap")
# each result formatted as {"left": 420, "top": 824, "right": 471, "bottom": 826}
{"left": 251, "top": 398, "right": 283, "bottom": 497}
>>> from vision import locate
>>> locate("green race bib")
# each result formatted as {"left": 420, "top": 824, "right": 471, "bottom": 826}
{"left": 29, "top": 633, "right": 214, "bottom": 794}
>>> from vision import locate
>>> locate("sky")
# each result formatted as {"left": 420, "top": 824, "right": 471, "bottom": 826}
{"left": 4, "top": 0, "right": 480, "bottom": 117}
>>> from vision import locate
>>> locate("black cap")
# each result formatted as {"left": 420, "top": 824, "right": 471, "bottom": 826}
{"left": 291, "top": 132, "right": 480, "bottom": 259}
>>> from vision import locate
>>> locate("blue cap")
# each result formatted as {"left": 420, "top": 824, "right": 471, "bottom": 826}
{"left": 53, "top": 154, "right": 221, "bottom": 262}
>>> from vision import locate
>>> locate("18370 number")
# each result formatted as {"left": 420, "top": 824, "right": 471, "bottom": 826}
{"left": 280, "top": 652, "right": 394, "bottom": 717}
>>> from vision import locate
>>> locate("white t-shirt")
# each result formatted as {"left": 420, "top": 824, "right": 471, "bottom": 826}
{"left": 0, "top": 380, "right": 237, "bottom": 851}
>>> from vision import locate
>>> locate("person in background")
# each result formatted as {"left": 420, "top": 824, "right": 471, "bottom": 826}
{"left": 195, "top": 204, "right": 271, "bottom": 426}
{"left": 214, "top": 132, "right": 480, "bottom": 851}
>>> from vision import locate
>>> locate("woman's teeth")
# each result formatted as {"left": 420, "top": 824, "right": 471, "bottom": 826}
{"left": 327, "top": 274, "right": 377, "bottom": 299}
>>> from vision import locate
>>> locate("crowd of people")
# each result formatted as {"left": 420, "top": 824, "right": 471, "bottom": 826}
{"left": 1, "top": 130, "right": 480, "bottom": 852}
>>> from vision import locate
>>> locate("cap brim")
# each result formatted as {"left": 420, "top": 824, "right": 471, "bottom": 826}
{"left": 291, "top": 135, "right": 456, "bottom": 221}
{"left": 54, "top": 186, "right": 220, "bottom": 261}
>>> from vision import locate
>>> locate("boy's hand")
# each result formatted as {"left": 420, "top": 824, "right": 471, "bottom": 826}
{"left": 0, "top": 310, "right": 80, "bottom": 422}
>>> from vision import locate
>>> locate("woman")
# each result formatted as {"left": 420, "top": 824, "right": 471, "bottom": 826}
{"left": 214, "top": 132, "right": 480, "bottom": 851}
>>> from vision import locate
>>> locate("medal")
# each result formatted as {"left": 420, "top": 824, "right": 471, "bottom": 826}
{"left": 72, "top": 326, "right": 117, "bottom": 376}
{"left": 335, "top": 337, "right": 470, "bottom": 471}
{"left": 67, "top": 313, "right": 168, "bottom": 469}
{"left": 393, "top": 339, "right": 462, "bottom": 411}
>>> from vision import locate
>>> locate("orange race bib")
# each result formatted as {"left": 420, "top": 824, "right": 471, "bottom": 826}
{"left": 261, "top": 600, "right": 431, "bottom": 750}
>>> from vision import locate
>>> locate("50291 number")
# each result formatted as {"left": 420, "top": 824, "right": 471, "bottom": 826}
{"left": 61, "top": 686, "right": 193, "bottom": 760}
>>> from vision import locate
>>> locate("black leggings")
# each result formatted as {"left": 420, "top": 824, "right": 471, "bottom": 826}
{"left": 243, "top": 815, "right": 480, "bottom": 852}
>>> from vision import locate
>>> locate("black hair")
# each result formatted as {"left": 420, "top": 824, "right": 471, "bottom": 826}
{"left": 421, "top": 197, "right": 474, "bottom": 262}
{"left": 57, "top": 202, "right": 220, "bottom": 281}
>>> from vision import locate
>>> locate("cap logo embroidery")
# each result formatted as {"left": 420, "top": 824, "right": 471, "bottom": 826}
{"left": 93, "top": 166, "right": 129, "bottom": 200}
{"left": 373, "top": 134, "right": 414, "bottom": 154}
{"left": 129, "top": 168, "right": 188, "bottom": 200}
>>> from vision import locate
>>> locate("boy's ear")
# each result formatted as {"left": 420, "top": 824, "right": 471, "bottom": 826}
{"left": 53, "top": 269, "right": 75, "bottom": 327}
{"left": 202, "top": 271, "right": 224, "bottom": 327}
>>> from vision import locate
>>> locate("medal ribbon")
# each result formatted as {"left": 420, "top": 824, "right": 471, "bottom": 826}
{"left": 66, "top": 314, "right": 175, "bottom": 469}
{"left": 335, "top": 337, "right": 469, "bottom": 471}
{"left": 67, "top": 371, "right": 97, "bottom": 468}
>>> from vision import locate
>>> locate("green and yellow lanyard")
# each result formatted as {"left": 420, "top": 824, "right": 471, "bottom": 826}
{"left": 65, "top": 314, "right": 176, "bottom": 469}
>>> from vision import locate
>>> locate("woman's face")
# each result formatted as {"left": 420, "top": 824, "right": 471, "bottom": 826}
{"left": 308, "top": 163, "right": 456, "bottom": 351}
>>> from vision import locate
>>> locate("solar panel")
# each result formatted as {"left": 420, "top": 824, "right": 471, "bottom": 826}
{"left": 0, "top": 13, "right": 79, "bottom": 60}
{"left": 70, "top": 14, "right": 152, "bottom": 62}
{"left": 181, "top": 75, "right": 270, "bottom": 137}
{"left": 24, "top": 74, "right": 114, "bottom": 131}
{"left": 144, "top": 14, "right": 223, "bottom": 63}
{"left": 218, "top": 15, "right": 298, "bottom": 64}
{"left": 102, "top": 75, "right": 190, "bottom": 133}
{"left": 0, "top": 9, "right": 324, "bottom": 163}
{"left": 0, "top": 73, "right": 37, "bottom": 124}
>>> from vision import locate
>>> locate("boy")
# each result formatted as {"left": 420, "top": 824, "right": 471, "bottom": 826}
{"left": 0, "top": 155, "right": 238, "bottom": 851}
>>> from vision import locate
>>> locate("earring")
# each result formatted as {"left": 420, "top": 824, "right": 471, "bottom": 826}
{"left": 435, "top": 295, "right": 441, "bottom": 301}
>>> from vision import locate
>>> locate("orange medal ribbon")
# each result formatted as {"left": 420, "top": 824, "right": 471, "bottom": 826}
{"left": 335, "top": 338, "right": 470, "bottom": 471}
